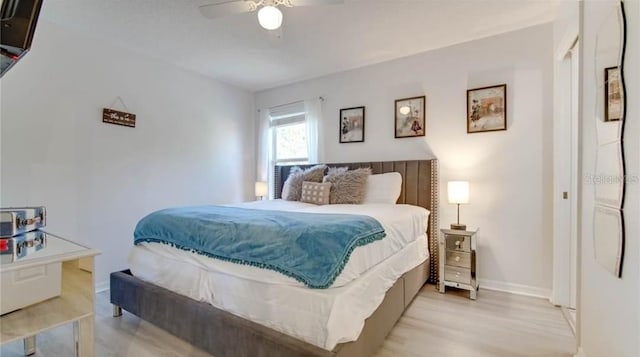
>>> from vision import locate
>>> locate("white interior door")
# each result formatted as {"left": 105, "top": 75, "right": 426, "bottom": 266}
{"left": 553, "top": 41, "right": 579, "bottom": 309}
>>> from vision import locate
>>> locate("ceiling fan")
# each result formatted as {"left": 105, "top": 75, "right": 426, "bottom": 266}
{"left": 199, "top": 0, "right": 345, "bottom": 30}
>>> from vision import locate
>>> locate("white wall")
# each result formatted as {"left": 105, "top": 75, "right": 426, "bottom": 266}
{"left": 0, "top": 20, "right": 255, "bottom": 288}
{"left": 578, "top": 0, "right": 639, "bottom": 356}
{"left": 256, "top": 24, "right": 555, "bottom": 296}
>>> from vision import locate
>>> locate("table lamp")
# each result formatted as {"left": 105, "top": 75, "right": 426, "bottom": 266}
{"left": 255, "top": 181, "right": 268, "bottom": 200}
{"left": 448, "top": 181, "right": 469, "bottom": 230}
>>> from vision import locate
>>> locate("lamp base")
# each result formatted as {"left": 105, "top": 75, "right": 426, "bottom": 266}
{"left": 450, "top": 223, "right": 467, "bottom": 231}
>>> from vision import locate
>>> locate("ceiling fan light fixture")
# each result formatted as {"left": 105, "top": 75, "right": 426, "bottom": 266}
{"left": 258, "top": 5, "right": 283, "bottom": 30}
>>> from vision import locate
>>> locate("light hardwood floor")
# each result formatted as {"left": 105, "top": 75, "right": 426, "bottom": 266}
{"left": 1, "top": 285, "right": 575, "bottom": 357}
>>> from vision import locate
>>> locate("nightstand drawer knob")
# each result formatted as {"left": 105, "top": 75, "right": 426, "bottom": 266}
{"left": 455, "top": 256, "right": 461, "bottom": 262}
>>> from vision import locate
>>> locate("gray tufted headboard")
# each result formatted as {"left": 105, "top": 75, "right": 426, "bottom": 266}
{"left": 274, "top": 159, "right": 440, "bottom": 285}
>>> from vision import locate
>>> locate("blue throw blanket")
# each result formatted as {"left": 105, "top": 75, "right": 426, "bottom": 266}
{"left": 133, "top": 206, "right": 386, "bottom": 289}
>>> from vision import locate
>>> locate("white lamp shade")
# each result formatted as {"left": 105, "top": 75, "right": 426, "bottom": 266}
{"left": 448, "top": 181, "right": 469, "bottom": 204}
{"left": 258, "top": 6, "right": 283, "bottom": 30}
{"left": 255, "top": 181, "right": 268, "bottom": 197}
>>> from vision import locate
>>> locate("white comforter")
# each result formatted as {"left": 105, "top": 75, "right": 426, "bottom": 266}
{"left": 129, "top": 200, "right": 430, "bottom": 349}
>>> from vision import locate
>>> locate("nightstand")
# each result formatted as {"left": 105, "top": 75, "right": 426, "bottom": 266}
{"left": 439, "top": 228, "right": 478, "bottom": 300}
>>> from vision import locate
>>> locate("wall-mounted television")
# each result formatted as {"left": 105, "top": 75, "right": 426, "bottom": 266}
{"left": 1, "top": 0, "right": 43, "bottom": 77}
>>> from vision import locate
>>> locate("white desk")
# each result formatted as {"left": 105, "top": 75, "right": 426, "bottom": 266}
{"left": 0, "top": 233, "right": 99, "bottom": 356}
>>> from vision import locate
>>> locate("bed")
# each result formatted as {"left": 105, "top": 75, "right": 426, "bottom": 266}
{"left": 110, "top": 159, "right": 440, "bottom": 357}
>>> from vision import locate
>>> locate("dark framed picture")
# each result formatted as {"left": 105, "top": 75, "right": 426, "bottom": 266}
{"left": 339, "top": 106, "right": 365, "bottom": 143}
{"left": 394, "top": 96, "right": 425, "bottom": 138}
{"left": 605, "top": 66, "right": 623, "bottom": 122}
{"left": 467, "top": 84, "right": 507, "bottom": 133}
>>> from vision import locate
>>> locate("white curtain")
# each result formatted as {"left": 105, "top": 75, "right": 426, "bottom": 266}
{"left": 257, "top": 109, "right": 273, "bottom": 197}
{"left": 304, "top": 98, "right": 323, "bottom": 164}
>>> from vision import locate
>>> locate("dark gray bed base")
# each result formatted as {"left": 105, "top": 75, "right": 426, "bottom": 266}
{"left": 111, "top": 260, "right": 429, "bottom": 357}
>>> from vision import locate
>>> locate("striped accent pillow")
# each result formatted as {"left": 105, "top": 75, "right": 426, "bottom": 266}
{"left": 300, "top": 181, "right": 332, "bottom": 205}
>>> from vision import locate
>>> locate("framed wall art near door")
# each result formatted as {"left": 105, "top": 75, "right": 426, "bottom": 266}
{"left": 395, "top": 96, "right": 425, "bottom": 138}
{"left": 467, "top": 84, "right": 507, "bottom": 134}
{"left": 604, "top": 66, "right": 623, "bottom": 122}
{"left": 339, "top": 106, "right": 365, "bottom": 143}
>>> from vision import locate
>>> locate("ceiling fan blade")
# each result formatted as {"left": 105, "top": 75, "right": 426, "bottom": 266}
{"left": 288, "top": 0, "right": 344, "bottom": 6}
{"left": 198, "top": 1, "right": 256, "bottom": 19}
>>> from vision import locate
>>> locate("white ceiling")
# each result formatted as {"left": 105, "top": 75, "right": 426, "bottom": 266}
{"left": 41, "top": 0, "right": 558, "bottom": 91}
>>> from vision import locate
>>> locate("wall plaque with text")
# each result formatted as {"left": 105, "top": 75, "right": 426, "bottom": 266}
{"left": 103, "top": 108, "right": 136, "bottom": 128}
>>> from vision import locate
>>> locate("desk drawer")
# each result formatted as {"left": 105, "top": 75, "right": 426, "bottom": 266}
{"left": 1, "top": 262, "right": 62, "bottom": 315}
{"left": 445, "top": 234, "right": 471, "bottom": 252}
{"left": 446, "top": 251, "right": 471, "bottom": 268}
{"left": 444, "top": 266, "right": 471, "bottom": 285}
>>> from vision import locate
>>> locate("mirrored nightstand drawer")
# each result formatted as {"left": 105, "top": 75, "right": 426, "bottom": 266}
{"left": 445, "top": 234, "right": 471, "bottom": 252}
{"left": 446, "top": 251, "right": 471, "bottom": 268}
{"left": 444, "top": 266, "right": 471, "bottom": 285}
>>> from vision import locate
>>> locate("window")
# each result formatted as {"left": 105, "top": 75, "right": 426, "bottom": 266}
{"left": 258, "top": 99, "right": 320, "bottom": 198}
{"left": 274, "top": 122, "right": 308, "bottom": 164}
{"left": 270, "top": 102, "right": 308, "bottom": 166}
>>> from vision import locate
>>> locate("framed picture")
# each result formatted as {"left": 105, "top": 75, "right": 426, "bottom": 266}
{"left": 605, "top": 66, "right": 623, "bottom": 121}
{"left": 467, "top": 84, "right": 507, "bottom": 133}
{"left": 395, "top": 96, "right": 425, "bottom": 138}
{"left": 339, "top": 106, "right": 365, "bottom": 143}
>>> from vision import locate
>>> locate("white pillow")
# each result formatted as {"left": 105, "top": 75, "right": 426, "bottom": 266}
{"left": 363, "top": 172, "right": 402, "bottom": 204}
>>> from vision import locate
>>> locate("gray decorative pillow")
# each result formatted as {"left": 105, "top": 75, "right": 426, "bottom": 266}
{"left": 323, "top": 168, "right": 371, "bottom": 204}
{"left": 281, "top": 167, "right": 301, "bottom": 200}
{"left": 300, "top": 181, "right": 332, "bottom": 205}
{"left": 282, "top": 165, "right": 327, "bottom": 201}
{"left": 326, "top": 166, "right": 349, "bottom": 177}
{"left": 303, "top": 164, "right": 327, "bottom": 182}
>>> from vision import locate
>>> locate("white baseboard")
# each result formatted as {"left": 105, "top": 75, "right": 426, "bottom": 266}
{"left": 560, "top": 306, "right": 577, "bottom": 336}
{"left": 574, "top": 347, "right": 586, "bottom": 357}
{"left": 95, "top": 280, "right": 109, "bottom": 293}
{"left": 478, "top": 278, "right": 551, "bottom": 299}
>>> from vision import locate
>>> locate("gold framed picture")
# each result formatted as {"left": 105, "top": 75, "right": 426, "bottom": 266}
{"left": 467, "top": 84, "right": 507, "bottom": 134}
